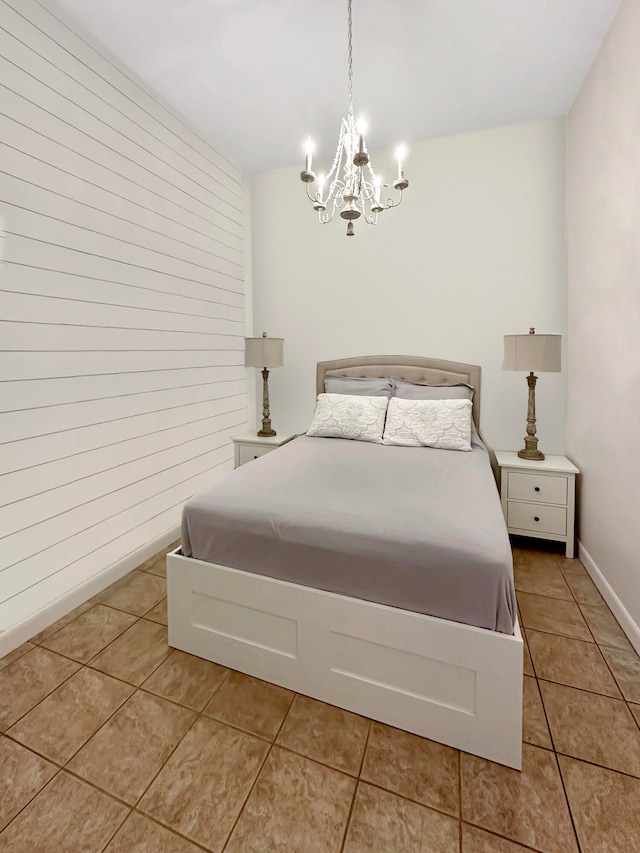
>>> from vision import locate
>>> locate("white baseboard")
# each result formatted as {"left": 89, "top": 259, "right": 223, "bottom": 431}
{"left": 0, "top": 526, "right": 180, "bottom": 660}
{"left": 578, "top": 539, "right": 640, "bottom": 656}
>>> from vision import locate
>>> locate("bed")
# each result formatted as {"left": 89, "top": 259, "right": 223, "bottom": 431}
{"left": 167, "top": 355, "right": 523, "bottom": 769}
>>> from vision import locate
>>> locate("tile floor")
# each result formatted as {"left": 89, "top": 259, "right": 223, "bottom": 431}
{"left": 1, "top": 541, "right": 640, "bottom": 851}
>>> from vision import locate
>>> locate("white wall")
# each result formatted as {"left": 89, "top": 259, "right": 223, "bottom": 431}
{"left": 0, "top": 0, "right": 247, "bottom": 648}
{"left": 566, "top": 0, "right": 640, "bottom": 649}
{"left": 251, "top": 118, "right": 567, "bottom": 453}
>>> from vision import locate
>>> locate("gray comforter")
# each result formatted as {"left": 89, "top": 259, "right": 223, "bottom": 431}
{"left": 181, "top": 434, "right": 516, "bottom": 633}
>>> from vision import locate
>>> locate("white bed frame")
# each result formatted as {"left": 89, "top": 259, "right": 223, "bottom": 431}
{"left": 167, "top": 356, "right": 523, "bottom": 769}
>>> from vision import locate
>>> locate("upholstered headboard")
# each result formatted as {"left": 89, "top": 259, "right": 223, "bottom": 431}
{"left": 316, "top": 355, "right": 481, "bottom": 430}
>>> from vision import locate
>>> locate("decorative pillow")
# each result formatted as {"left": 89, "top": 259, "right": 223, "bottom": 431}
{"left": 307, "top": 393, "right": 389, "bottom": 443}
{"left": 324, "top": 375, "right": 394, "bottom": 398}
{"left": 393, "top": 378, "right": 474, "bottom": 401}
{"left": 382, "top": 397, "right": 473, "bottom": 451}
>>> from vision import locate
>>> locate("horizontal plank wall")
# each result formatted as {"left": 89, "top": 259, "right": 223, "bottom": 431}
{"left": 0, "top": 0, "right": 247, "bottom": 644}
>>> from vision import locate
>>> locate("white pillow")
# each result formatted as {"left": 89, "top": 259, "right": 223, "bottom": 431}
{"left": 306, "top": 393, "right": 389, "bottom": 443}
{"left": 382, "top": 397, "right": 473, "bottom": 451}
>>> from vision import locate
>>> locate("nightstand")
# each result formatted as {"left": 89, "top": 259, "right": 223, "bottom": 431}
{"left": 495, "top": 451, "right": 580, "bottom": 558}
{"left": 232, "top": 433, "right": 296, "bottom": 468}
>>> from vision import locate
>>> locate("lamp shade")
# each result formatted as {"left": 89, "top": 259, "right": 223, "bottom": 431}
{"left": 244, "top": 335, "right": 284, "bottom": 369}
{"left": 503, "top": 330, "right": 561, "bottom": 373}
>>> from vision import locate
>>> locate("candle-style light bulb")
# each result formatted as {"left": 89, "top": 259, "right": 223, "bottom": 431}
{"left": 317, "top": 173, "right": 326, "bottom": 197}
{"left": 396, "top": 145, "right": 406, "bottom": 180}
{"left": 304, "top": 138, "right": 314, "bottom": 172}
{"left": 356, "top": 118, "right": 367, "bottom": 155}
{"left": 373, "top": 175, "right": 381, "bottom": 205}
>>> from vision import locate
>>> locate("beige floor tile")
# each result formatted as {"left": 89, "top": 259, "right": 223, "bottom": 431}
{"left": 579, "top": 604, "right": 634, "bottom": 651}
{"left": 522, "top": 676, "right": 551, "bottom": 749}
{"left": 226, "top": 746, "right": 355, "bottom": 853}
{"left": 0, "top": 647, "right": 80, "bottom": 731}
{"left": 540, "top": 680, "right": 640, "bottom": 777}
{"left": 513, "top": 563, "right": 572, "bottom": 601}
{"left": 0, "top": 642, "right": 35, "bottom": 671}
{"left": 512, "top": 549, "right": 562, "bottom": 570}
{"left": 462, "top": 824, "right": 539, "bottom": 851}
{"left": 7, "top": 667, "right": 133, "bottom": 764}
{"left": 557, "top": 557, "right": 587, "bottom": 576}
{"left": 95, "top": 571, "right": 167, "bottom": 616}
{"left": 143, "top": 557, "right": 167, "bottom": 577}
{"left": 563, "top": 572, "right": 604, "bottom": 606}
{"left": 461, "top": 743, "right": 577, "bottom": 853}
{"left": 0, "top": 772, "right": 127, "bottom": 852}
{"left": 144, "top": 597, "right": 168, "bottom": 625}
{"left": 560, "top": 755, "right": 640, "bottom": 852}
{"left": 361, "top": 722, "right": 460, "bottom": 817}
{"left": 517, "top": 593, "right": 592, "bottom": 641}
{"left": 203, "top": 670, "right": 293, "bottom": 740}
{"left": 277, "top": 695, "right": 370, "bottom": 775}
{"left": 599, "top": 645, "right": 640, "bottom": 703}
{"left": 343, "top": 781, "right": 460, "bottom": 853}
{"left": 0, "top": 737, "right": 57, "bottom": 831}
{"left": 630, "top": 704, "right": 640, "bottom": 728}
{"left": 523, "top": 639, "right": 534, "bottom": 676}
{"left": 527, "top": 630, "right": 621, "bottom": 697}
{"left": 89, "top": 619, "right": 171, "bottom": 686}
{"left": 68, "top": 690, "right": 195, "bottom": 804}
{"left": 40, "top": 604, "right": 137, "bottom": 663}
{"left": 135, "top": 546, "right": 172, "bottom": 574}
{"left": 139, "top": 716, "right": 268, "bottom": 850}
{"left": 142, "top": 649, "right": 228, "bottom": 711}
{"left": 29, "top": 601, "right": 93, "bottom": 644}
{"left": 103, "top": 812, "right": 202, "bottom": 852}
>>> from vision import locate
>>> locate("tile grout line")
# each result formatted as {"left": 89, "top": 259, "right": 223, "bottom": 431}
{"left": 553, "top": 750, "right": 584, "bottom": 853}
{"left": 595, "top": 639, "right": 636, "bottom": 705}
{"left": 460, "top": 820, "right": 545, "bottom": 852}
{"left": 338, "top": 720, "right": 373, "bottom": 853}
{"left": 94, "top": 803, "right": 131, "bottom": 853}
{"left": 531, "top": 641, "right": 584, "bottom": 853}
{"left": 217, "top": 695, "right": 294, "bottom": 853}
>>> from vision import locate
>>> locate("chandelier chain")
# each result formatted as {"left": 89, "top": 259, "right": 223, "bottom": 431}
{"left": 347, "top": 0, "right": 353, "bottom": 119}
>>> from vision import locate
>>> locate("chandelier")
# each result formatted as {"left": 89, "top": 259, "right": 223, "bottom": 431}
{"left": 300, "top": 0, "right": 409, "bottom": 236}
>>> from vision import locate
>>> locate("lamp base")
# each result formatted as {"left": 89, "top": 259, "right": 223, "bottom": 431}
{"left": 518, "top": 448, "right": 545, "bottom": 461}
{"left": 518, "top": 433, "right": 545, "bottom": 461}
{"left": 257, "top": 428, "right": 276, "bottom": 437}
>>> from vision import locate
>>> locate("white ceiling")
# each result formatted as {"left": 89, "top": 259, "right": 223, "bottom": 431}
{"left": 52, "top": 0, "right": 621, "bottom": 174}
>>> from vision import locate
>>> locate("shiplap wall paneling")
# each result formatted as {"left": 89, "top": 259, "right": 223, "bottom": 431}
{"left": 0, "top": 0, "right": 247, "bottom": 642}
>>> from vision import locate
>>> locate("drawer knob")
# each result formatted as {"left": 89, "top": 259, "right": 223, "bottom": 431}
{"left": 534, "top": 516, "right": 540, "bottom": 522}
{"left": 534, "top": 486, "right": 540, "bottom": 492}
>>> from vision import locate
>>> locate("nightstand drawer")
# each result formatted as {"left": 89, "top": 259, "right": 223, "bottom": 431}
{"left": 238, "top": 444, "right": 273, "bottom": 466}
{"left": 507, "top": 501, "right": 567, "bottom": 535}
{"left": 507, "top": 472, "right": 567, "bottom": 505}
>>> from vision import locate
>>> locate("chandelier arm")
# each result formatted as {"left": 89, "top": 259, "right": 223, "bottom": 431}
{"left": 382, "top": 191, "right": 405, "bottom": 210}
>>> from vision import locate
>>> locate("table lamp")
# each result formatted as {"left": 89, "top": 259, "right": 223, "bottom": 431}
{"left": 244, "top": 332, "right": 284, "bottom": 437}
{"left": 503, "top": 327, "right": 561, "bottom": 460}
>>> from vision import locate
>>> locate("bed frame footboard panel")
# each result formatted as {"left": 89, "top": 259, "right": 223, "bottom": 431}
{"left": 167, "top": 549, "right": 523, "bottom": 769}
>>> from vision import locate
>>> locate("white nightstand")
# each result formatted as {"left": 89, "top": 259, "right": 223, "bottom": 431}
{"left": 232, "top": 433, "right": 296, "bottom": 468}
{"left": 495, "top": 451, "right": 580, "bottom": 558}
